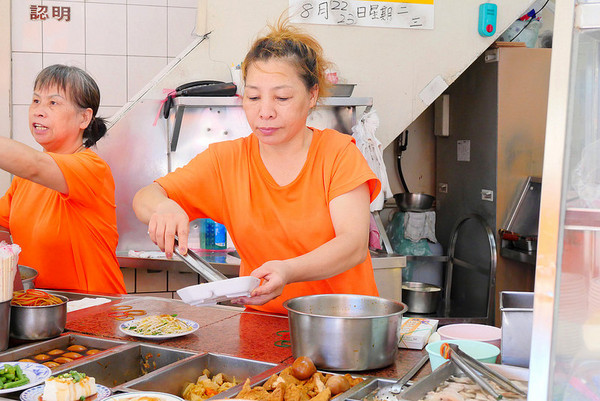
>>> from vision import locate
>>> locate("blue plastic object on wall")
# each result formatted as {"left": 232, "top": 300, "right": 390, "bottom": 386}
{"left": 478, "top": 3, "right": 497, "bottom": 37}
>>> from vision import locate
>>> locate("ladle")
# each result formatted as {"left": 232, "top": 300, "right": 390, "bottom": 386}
{"left": 375, "top": 354, "right": 429, "bottom": 400}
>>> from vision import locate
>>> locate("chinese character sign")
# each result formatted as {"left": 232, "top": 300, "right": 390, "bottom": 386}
{"left": 289, "top": 0, "right": 434, "bottom": 29}
{"left": 30, "top": 4, "right": 71, "bottom": 22}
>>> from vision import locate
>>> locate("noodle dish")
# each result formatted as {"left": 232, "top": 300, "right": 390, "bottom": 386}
{"left": 118, "top": 314, "right": 199, "bottom": 340}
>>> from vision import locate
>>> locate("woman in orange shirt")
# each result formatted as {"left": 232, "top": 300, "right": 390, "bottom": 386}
{"left": 133, "top": 19, "right": 380, "bottom": 314}
{"left": 0, "top": 65, "right": 125, "bottom": 294}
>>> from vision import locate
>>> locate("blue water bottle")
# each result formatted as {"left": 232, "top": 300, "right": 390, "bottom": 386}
{"left": 200, "top": 219, "right": 227, "bottom": 250}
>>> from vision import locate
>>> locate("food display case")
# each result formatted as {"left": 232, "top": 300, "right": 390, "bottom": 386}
{"left": 529, "top": 1, "right": 600, "bottom": 399}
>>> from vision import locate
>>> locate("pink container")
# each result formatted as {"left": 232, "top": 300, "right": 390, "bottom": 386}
{"left": 437, "top": 323, "right": 502, "bottom": 349}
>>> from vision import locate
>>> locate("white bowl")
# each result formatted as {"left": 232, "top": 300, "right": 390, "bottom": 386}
{"left": 437, "top": 323, "right": 502, "bottom": 349}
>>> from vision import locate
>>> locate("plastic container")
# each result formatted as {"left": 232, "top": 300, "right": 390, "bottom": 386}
{"left": 426, "top": 339, "right": 500, "bottom": 371}
{"left": 200, "top": 219, "right": 227, "bottom": 250}
{"left": 437, "top": 323, "right": 502, "bottom": 349}
{"left": 177, "top": 276, "right": 260, "bottom": 306}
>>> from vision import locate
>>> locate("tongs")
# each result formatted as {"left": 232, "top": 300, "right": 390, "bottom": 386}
{"left": 173, "top": 236, "right": 227, "bottom": 282}
{"left": 440, "top": 343, "right": 527, "bottom": 400}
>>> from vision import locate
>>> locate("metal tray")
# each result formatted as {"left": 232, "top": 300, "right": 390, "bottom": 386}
{"left": 396, "top": 361, "right": 529, "bottom": 400}
{"left": 342, "top": 377, "right": 396, "bottom": 400}
{"left": 115, "top": 352, "right": 283, "bottom": 397}
{"left": 228, "top": 365, "right": 374, "bottom": 401}
{"left": 0, "top": 333, "right": 127, "bottom": 370}
{"left": 51, "top": 342, "right": 197, "bottom": 388}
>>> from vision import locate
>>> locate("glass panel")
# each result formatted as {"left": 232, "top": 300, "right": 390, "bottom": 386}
{"left": 552, "top": 25, "right": 600, "bottom": 400}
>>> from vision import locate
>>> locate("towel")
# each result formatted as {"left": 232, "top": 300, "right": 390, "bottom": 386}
{"left": 67, "top": 297, "right": 112, "bottom": 313}
{"left": 404, "top": 211, "right": 437, "bottom": 243}
{"left": 351, "top": 110, "right": 393, "bottom": 211}
{"left": 369, "top": 214, "right": 382, "bottom": 250}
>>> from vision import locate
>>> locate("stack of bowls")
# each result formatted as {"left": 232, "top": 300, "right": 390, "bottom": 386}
{"left": 426, "top": 339, "right": 500, "bottom": 370}
{"left": 437, "top": 323, "right": 502, "bottom": 349}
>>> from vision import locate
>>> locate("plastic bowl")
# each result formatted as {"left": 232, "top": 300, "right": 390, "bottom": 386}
{"left": 437, "top": 323, "right": 502, "bottom": 349}
{"left": 426, "top": 339, "right": 500, "bottom": 371}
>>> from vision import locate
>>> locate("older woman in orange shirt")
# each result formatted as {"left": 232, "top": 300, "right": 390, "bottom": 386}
{"left": 0, "top": 65, "right": 125, "bottom": 294}
{"left": 133, "top": 19, "right": 379, "bottom": 314}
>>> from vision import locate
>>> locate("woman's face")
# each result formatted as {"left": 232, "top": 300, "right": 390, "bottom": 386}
{"left": 243, "top": 58, "right": 318, "bottom": 147}
{"left": 29, "top": 85, "right": 91, "bottom": 153}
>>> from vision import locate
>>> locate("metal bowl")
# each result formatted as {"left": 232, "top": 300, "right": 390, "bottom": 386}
{"left": 18, "top": 265, "right": 38, "bottom": 290}
{"left": 393, "top": 193, "right": 435, "bottom": 212}
{"left": 402, "top": 281, "right": 442, "bottom": 314}
{"left": 10, "top": 294, "right": 68, "bottom": 340}
{"left": 283, "top": 294, "right": 407, "bottom": 371}
{"left": 329, "top": 84, "right": 356, "bottom": 97}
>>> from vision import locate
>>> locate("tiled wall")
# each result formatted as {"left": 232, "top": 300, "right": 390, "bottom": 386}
{"left": 11, "top": 0, "right": 198, "bottom": 150}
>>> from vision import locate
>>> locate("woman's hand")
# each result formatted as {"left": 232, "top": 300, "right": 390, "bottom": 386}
{"left": 133, "top": 183, "right": 189, "bottom": 258}
{"left": 148, "top": 199, "right": 190, "bottom": 258}
{"left": 235, "top": 260, "right": 291, "bottom": 305}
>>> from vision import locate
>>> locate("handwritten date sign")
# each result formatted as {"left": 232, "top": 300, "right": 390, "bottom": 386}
{"left": 289, "top": 0, "right": 434, "bottom": 29}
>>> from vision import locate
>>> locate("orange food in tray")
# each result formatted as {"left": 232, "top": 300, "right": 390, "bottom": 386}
{"left": 18, "top": 344, "right": 106, "bottom": 369}
{"left": 236, "top": 357, "right": 364, "bottom": 401}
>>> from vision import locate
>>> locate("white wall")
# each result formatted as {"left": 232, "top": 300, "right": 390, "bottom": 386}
{"left": 9, "top": 0, "right": 199, "bottom": 151}
{"left": 0, "top": 0, "right": 10, "bottom": 195}
{"left": 196, "top": 0, "right": 535, "bottom": 150}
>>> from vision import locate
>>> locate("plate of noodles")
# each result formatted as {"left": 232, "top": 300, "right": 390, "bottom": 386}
{"left": 118, "top": 314, "right": 199, "bottom": 339}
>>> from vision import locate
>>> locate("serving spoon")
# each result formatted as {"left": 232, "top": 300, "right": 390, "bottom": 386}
{"left": 375, "top": 354, "right": 429, "bottom": 401}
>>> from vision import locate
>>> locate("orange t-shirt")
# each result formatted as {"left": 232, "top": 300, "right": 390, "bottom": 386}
{"left": 0, "top": 149, "right": 125, "bottom": 294}
{"left": 156, "top": 128, "right": 381, "bottom": 314}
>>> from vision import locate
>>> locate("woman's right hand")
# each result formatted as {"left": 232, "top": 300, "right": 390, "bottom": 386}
{"left": 147, "top": 198, "right": 190, "bottom": 258}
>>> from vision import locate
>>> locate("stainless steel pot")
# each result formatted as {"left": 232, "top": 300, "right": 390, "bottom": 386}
{"left": 393, "top": 193, "right": 435, "bottom": 212}
{"left": 10, "top": 294, "right": 68, "bottom": 340}
{"left": 18, "top": 265, "right": 38, "bottom": 290}
{"left": 0, "top": 300, "right": 10, "bottom": 351}
{"left": 402, "top": 282, "right": 441, "bottom": 314}
{"left": 283, "top": 294, "right": 407, "bottom": 371}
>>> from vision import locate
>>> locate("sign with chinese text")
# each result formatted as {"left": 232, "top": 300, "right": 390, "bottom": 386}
{"left": 289, "top": 0, "right": 434, "bottom": 29}
{"left": 30, "top": 4, "right": 71, "bottom": 21}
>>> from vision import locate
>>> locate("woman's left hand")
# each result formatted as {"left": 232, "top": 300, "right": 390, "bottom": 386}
{"left": 234, "top": 260, "right": 290, "bottom": 305}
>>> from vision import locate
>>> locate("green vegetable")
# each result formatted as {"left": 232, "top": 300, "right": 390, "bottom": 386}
{"left": 14, "top": 365, "right": 24, "bottom": 380}
{"left": 2, "top": 377, "right": 30, "bottom": 389}
{"left": 0, "top": 364, "right": 30, "bottom": 389}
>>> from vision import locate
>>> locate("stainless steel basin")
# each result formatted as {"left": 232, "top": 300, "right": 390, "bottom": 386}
{"left": 118, "top": 353, "right": 281, "bottom": 395}
{"left": 53, "top": 343, "right": 196, "bottom": 387}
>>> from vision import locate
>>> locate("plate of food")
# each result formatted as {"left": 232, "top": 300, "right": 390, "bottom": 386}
{"left": 118, "top": 314, "right": 199, "bottom": 340}
{"left": 20, "top": 370, "right": 110, "bottom": 401}
{"left": 0, "top": 362, "right": 51, "bottom": 393}
{"left": 103, "top": 392, "right": 184, "bottom": 401}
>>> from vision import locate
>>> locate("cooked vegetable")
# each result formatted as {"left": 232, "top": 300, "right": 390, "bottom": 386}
{"left": 0, "top": 364, "right": 30, "bottom": 389}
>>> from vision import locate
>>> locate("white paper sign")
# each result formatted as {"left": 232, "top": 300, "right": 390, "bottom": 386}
{"left": 289, "top": 0, "right": 434, "bottom": 29}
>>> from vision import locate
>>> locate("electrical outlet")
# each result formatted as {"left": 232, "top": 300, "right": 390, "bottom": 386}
{"left": 481, "top": 189, "right": 494, "bottom": 202}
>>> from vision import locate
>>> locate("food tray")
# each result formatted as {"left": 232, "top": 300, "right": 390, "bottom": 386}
{"left": 341, "top": 377, "right": 396, "bottom": 400}
{"left": 397, "top": 361, "right": 528, "bottom": 400}
{"left": 0, "top": 333, "right": 127, "bottom": 370}
{"left": 115, "top": 352, "right": 282, "bottom": 396}
{"left": 51, "top": 343, "right": 196, "bottom": 387}
{"left": 228, "top": 365, "right": 373, "bottom": 401}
